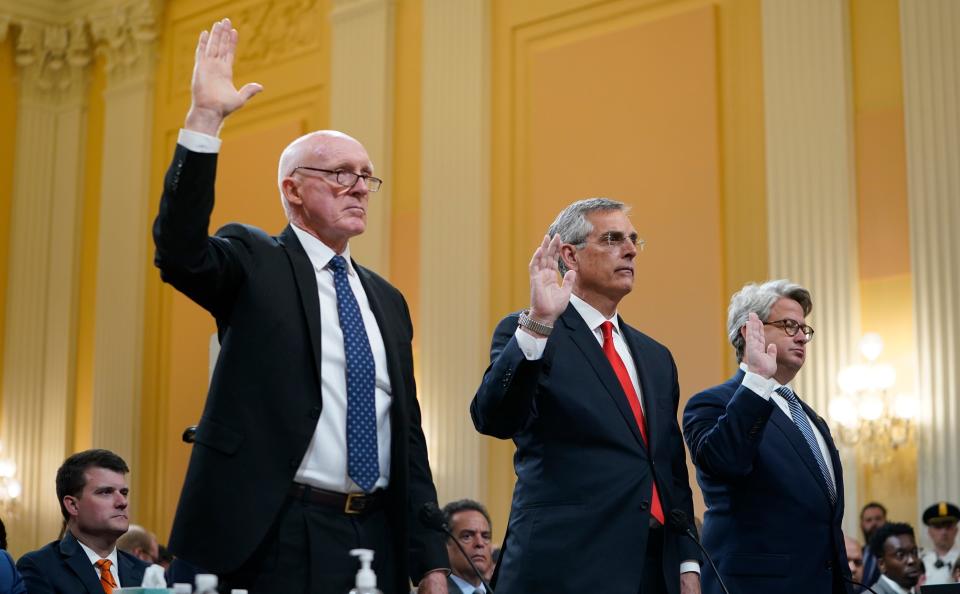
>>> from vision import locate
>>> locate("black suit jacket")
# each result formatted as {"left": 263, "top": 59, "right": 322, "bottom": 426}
{"left": 16, "top": 532, "right": 147, "bottom": 594}
{"left": 471, "top": 306, "right": 699, "bottom": 594}
{"left": 153, "top": 145, "right": 446, "bottom": 590}
{"left": 683, "top": 371, "right": 852, "bottom": 594}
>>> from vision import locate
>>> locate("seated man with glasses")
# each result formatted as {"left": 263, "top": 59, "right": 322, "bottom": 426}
{"left": 683, "top": 280, "right": 854, "bottom": 594}
{"left": 153, "top": 18, "right": 447, "bottom": 594}
{"left": 869, "top": 522, "right": 923, "bottom": 593}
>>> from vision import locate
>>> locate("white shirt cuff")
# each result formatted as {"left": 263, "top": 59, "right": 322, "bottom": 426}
{"left": 178, "top": 128, "right": 222, "bottom": 153}
{"left": 741, "top": 370, "right": 776, "bottom": 400}
{"left": 680, "top": 561, "right": 701, "bottom": 574}
{"left": 514, "top": 327, "right": 547, "bottom": 360}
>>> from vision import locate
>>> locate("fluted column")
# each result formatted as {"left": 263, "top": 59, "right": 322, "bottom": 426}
{"left": 87, "top": 0, "right": 157, "bottom": 471}
{"left": 329, "top": 0, "right": 395, "bottom": 273}
{"left": 0, "top": 17, "right": 90, "bottom": 554}
{"left": 761, "top": 0, "right": 861, "bottom": 534}
{"left": 420, "top": 0, "right": 489, "bottom": 503}
{"left": 900, "top": 0, "right": 960, "bottom": 518}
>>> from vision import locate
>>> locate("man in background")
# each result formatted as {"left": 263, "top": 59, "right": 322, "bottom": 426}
{"left": 442, "top": 500, "right": 493, "bottom": 594}
{"left": 846, "top": 534, "right": 865, "bottom": 589}
{"left": 919, "top": 501, "right": 960, "bottom": 585}
{"left": 17, "top": 450, "right": 147, "bottom": 593}
{"left": 862, "top": 502, "right": 889, "bottom": 589}
{"left": 869, "top": 522, "right": 922, "bottom": 594}
{"left": 117, "top": 525, "right": 159, "bottom": 565}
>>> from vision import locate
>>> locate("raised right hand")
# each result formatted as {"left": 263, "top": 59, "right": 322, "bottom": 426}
{"left": 743, "top": 312, "right": 778, "bottom": 379}
{"left": 184, "top": 18, "right": 263, "bottom": 136}
{"left": 528, "top": 234, "right": 575, "bottom": 326}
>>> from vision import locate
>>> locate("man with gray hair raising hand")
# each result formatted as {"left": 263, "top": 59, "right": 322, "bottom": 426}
{"left": 683, "top": 280, "right": 853, "bottom": 594}
{"left": 472, "top": 198, "right": 700, "bottom": 594}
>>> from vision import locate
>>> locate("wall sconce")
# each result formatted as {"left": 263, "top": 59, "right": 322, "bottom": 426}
{"left": 828, "top": 333, "right": 918, "bottom": 467}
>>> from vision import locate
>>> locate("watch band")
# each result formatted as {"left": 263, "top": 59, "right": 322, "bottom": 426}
{"left": 518, "top": 309, "right": 553, "bottom": 337}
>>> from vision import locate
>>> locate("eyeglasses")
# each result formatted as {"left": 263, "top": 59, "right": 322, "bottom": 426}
{"left": 764, "top": 319, "right": 815, "bottom": 341}
{"left": 292, "top": 166, "right": 382, "bottom": 192}
{"left": 579, "top": 231, "right": 645, "bottom": 250}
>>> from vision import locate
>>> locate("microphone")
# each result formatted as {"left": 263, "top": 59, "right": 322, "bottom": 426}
{"left": 668, "top": 510, "right": 732, "bottom": 594}
{"left": 419, "top": 502, "right": 495, "bottom": 594}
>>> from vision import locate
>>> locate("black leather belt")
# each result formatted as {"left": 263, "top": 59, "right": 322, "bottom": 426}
{"left": 289, "top": 483, "right": 386, "bottom": 515}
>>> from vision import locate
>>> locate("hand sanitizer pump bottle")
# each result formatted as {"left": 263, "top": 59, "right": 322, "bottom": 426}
{"left": 348, "top": 548, "right": 383, "bottom": 594}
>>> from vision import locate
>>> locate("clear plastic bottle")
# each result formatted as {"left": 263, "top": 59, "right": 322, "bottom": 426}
{"left": 348, "top": 549, "right": 383, "bottom": 594}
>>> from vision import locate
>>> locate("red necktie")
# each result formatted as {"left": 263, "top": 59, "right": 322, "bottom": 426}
{"left": 600, "top": 321, "right": 664, "bottom": 525}
{"left": 95, "top": 559, "right": 116, "bottom": 594}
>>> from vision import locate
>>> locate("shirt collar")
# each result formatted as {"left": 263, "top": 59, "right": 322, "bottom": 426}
{"left": 878, "top": 574, "right": 913, "bottom": 594}
{"left": 449, "top": 573, "right": 485, "bottom": 594}
{"left": 290, "top": 223, "right": 355, "bottom": 276}
{"left": 75, "top": 536, "right": 118, "bottom": 569}
{"left": 570, "top": 294, "right": 620, "bottom": 335}
{"left": 738, "top": 362, "right": 791, "bottom": 392}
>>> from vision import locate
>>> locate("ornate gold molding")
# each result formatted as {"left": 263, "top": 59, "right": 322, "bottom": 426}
{"left": 10, "top": 19, "right": 91, "bottom": 101}
{"left": 87, "top": 0, "right": 158, "bottom": 84}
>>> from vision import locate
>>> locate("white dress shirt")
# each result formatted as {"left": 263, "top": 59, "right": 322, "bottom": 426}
{"left": 449, "top": 574, "right": 485, "bottom": 594}
{"left": 76, "top": 539, "right": 120, "bottom": 587}
{"left": 920, "top": 545, "right": 959, "bottom": 585}
{"left": 739, "top": 363, "right": 837, "bottom": 489}
{"left": 178, "top": 129, "right": 393, "bottom": 493}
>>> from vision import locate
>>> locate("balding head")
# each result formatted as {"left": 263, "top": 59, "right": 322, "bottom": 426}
{"left": 277, "top": 130, "right": 366, "bottom": 212}
{"left": 117, "top": 523, "right": 159, "bottom": 563}
{"left": 276, "top": 130, "right": 375, "bottom": 252}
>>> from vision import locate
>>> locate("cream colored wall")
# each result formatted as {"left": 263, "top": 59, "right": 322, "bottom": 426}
{"left": 0, "top": 37, "right": 15, "bottom": 415}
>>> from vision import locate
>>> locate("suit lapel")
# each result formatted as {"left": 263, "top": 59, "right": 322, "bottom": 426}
{"left": 278, "top": 225, "right": 325, "bottom": 395}
{"left": 803, "top": 399, "right": 845, "bottom": 515}
{"left": 116, "top": 552, "right": 142, "bottom": 588}
{"left": 59, "top": 533, "right": 108, "bottom": 594}
{"left": 769, "top": 397, "right": 834, "bottom": 507}
{"left": 559, "top": 307, "right": 646, "bottom": 448}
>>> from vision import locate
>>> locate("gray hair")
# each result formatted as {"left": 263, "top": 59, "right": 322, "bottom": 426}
{"left": 547, "top": 197, "right": 628, "bottom": 274}
{"left": 727, "top": 279, "right": 812, "bottom": 362}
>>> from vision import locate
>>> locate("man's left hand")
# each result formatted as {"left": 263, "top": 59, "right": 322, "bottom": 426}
{"left": 681, "top": 572, "right": 701, "bottom": 594}
{"left": 417, "top": 570, "right": 448, "bottom": 594}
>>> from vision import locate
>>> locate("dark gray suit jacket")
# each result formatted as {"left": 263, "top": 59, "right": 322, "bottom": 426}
{"left": 16, "top": 532, "right": 147, "bottom": 594}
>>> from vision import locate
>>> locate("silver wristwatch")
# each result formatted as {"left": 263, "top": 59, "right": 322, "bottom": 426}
{"left": 518, "top": 309, "right": 553, "bottom": 337}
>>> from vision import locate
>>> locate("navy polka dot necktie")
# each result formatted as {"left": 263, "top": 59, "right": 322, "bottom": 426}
{"left": 329, "top": 255, "right": 379, "bottom": 492}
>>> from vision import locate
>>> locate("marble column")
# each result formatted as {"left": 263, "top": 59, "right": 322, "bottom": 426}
{"left": 899, "top": 0, "right": 960, "bottom": 520}
{"left": 761, "top": 0, "right": 861, "bottom": 535}
{"left": 419, "top": 0, "right": 490, "bottom": 503}
{"left": 0, "top": 16, "right": 91, "bottom": 554}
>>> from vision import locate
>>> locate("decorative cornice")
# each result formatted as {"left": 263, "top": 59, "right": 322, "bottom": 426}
{"left": 87, "top": 0, "right": 158, "bottom": 83}
{"left": 12, "top": 18, "right": 91, "bottom": 101}
{"left": 1, "top": 0, "right": 159, "bottom": 98}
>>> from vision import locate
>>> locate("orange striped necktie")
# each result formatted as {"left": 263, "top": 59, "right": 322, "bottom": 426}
{"left": 94, "top": 558, "right": 117, "bottom": 594}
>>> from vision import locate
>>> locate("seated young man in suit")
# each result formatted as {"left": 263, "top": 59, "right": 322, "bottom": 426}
{"left": 17, "top": 449, "right": 148, "bottom": 593}
{"left": 869, "top": 522, "right": 923, "bottom": 594}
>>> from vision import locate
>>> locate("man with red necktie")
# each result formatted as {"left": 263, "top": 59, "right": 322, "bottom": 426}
{"left": 17, "top": 449, "right": 148, "bottom": 594}
{"left": 472, "top": 198, "right": 700, "bottom": 594}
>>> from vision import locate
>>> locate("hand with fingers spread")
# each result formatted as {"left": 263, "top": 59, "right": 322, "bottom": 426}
{"left": 743, "top": 312, "right": 778, "bottom": 379}
{"left": 526, "top": 234, "right": 576, "bottom": 332}
{"left": 185, "top": 17, "right": 264, "bottom": 136}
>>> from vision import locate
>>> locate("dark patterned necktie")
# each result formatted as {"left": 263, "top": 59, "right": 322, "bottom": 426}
{"left": 329, "top": 255, "right": 379, "bottom": 492}
{"left": 776, "top": 386, "right": 837, "bottom": 504}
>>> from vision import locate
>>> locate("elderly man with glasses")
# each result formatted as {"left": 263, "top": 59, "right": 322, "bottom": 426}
{"left": 153, "top": 18, "right": 447, "bottom": 594}
{"left": 683, "top": 280, "right": 854, "bottom": 594}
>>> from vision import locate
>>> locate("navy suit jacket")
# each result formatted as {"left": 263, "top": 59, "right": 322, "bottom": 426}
{"left": 471, "top": 306, "right": 699, "bottom": 594}
{"left": 153, "top": 145, "right": 447, "bottom": 590}
{"left": 16, "top": 532, "right": 147, "bottom": 594}
{"left": 683, "top": 370, "right": 853, "bottom": 594}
